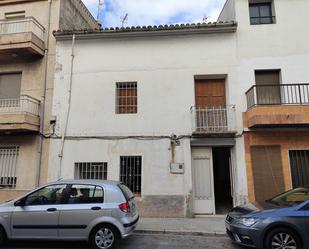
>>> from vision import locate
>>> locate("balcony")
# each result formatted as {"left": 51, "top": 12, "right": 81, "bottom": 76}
{"left": 0, "top": 95, "right": 40, "bottom": 132}
{"left": 0, "top": 17, "right": 45, "bottom": 62}
{"left": 191, "top": 105, "right": 237, "bottom": 136}
{"left": 244, "top": 84, "right": 309, "bottom": 128}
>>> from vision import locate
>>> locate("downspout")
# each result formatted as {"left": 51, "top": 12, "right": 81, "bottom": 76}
{"left": 58, "top": 34, "right": 76, "bottom": 179}
{"left": 35, "top": 0, "right": 52, "bottom": 187}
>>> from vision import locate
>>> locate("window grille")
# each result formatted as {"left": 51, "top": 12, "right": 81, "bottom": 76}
{"left": 0, "top": 147, "right": 19, "bottom": 188}
{"left": 116, "top": 82, "right": 137, "bottom": 114}
{"left": 74, "top": 162, "right": 107, "bottom": 180}
{"left": 120, "top": 156, "right": 142, "bottom": 194}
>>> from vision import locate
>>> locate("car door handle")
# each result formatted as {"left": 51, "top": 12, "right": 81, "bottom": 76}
{"left": 46, "top": 208, "right": 57, "bottom": 212}
{"left": 91, "top": 206, "right": 101, "bottom": 210}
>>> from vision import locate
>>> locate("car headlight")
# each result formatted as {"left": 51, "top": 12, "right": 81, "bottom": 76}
{"left": 236, "top": 217, "right": 260, "bottom": 227}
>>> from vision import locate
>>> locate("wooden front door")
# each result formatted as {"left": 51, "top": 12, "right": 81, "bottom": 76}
{"left": 194, "top": 79, "right": 227, "bottom": 132}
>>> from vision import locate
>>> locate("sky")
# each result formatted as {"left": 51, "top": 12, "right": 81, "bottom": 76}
{"left": 81, "top": 0, "right": 226, "bottom": 28}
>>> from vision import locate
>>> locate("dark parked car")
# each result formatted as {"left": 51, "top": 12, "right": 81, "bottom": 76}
{"left": 226, "top": 187, "right": 309, "bottom": 249}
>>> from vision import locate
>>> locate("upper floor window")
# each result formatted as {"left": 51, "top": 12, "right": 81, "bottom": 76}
{"left": 249, "top": 2, "right": 275, "bottom": 25}
{"left": 116, "top": 82, "right": 137, "bottom": 114}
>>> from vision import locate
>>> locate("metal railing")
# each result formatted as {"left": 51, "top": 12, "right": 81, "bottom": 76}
{"left": 0, "top": 17, "right": 45, "bottom": 40}
{"left": 246, "top": 84, "right": 309, "bottom": 109}
{"left": 0, "top": 95, "right": 40, "bottom": 116}
{"left": 250, "top": 16, "right": 276, "bottom": 25}
{"left": 191, "top": 105, "right": 236, "bottom": 133}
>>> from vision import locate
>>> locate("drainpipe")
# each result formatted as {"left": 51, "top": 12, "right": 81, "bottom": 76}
{"left": 35, "top": 0, "right": 52, "bottom": 187}
{"left": 58, "top": 34, "right": 76, "bottom": 179}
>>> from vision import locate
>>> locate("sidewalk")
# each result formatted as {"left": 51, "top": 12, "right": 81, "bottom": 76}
{"left": 136, "top": 216, "right": 227, "bottom": 236}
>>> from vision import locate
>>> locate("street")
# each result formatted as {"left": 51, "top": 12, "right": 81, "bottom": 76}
{"left": 3, "top": 233, "right": 239, "bottom": 249}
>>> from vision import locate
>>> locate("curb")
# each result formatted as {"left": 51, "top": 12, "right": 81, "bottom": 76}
{"left": 134, "top": 230, "right": 227, "bottom": 237}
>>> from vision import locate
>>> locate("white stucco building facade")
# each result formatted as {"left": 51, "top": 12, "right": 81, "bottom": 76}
{"left": 48, "top": 0, "right": 309, "bottom": 217}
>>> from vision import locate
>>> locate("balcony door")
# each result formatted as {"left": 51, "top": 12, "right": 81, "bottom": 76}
{"left": 0, "top": 73, "right": 22, "bottom": 109}
{"left": 194, "top": 79, "right": 227, "bottom": 132}
{"left": 255, "top": 70, "right": 281, "bottom": 105}
{"left": 0, "top": 73, "right": 21, "bottom": 99}
{"left": 195, "top": 79, "right": 226, "bottom": 108}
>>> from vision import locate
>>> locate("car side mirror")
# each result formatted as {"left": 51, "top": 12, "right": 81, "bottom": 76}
{"left": 14, "top": 198, "right": 25, "bottom": 207}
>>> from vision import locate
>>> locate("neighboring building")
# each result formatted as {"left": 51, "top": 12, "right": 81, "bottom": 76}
{"left": 51, "top": 0, "right": 309, "bottom": 217}
{"left": 0, "top": 0, "right": 99, "bottom": 202}
{"left": 219, "top": 0, "right": 309, "bottom": 203}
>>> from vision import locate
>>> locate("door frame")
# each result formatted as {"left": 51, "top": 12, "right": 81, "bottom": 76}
{"left": 229, "top": 147, "right": 237, "bottom": 207}
{"left": 191, "top": 147, "right": 216, "bottom": 215}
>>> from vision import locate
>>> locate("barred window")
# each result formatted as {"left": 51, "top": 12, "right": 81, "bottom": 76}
{"left": 0, "top": 146, "right": 19, "bottom": 188}
{"left": 116, "top": 82, "right": 137, "bottom": 114}
{"left": 74, "top": 162, "right": 107, "bottom": 180}
{"left": 120, "top": 156, "right": 142, "bottom": 195}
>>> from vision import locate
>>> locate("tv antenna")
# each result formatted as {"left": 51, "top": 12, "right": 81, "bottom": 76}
{"left": 97, "top": 0, "right": 104, "bottom": 22}
{"left": 120, "top": 13, "right": 129, "bottom": 27}
{"left": 203, "top": 16, "right": 210, "bottom": 22}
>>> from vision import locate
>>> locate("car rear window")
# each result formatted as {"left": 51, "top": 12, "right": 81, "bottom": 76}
{"left": 119, "top": 184, "right": 134, "bottom": 201}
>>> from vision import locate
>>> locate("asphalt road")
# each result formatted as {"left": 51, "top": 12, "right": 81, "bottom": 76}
{"left": 3, "top": 233, "right": 239, "bottom": 249}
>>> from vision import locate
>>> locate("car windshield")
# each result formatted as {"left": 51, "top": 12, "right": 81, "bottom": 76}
{"left": 268, "top": 187, "right": 309, "bottom": 207}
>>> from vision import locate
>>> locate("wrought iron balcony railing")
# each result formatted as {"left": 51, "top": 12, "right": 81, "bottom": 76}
{"left": 246, "top": 83, "right": 309, "bottom": 109}
{"left": 191, "top": 105, "right": 236, "bottom": 134}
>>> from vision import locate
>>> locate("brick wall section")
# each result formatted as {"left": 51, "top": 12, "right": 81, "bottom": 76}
{"left": 243, "top": 105, "right": 309, "bottom": 128}
{"left": 59, "top": 0, "right": 99, "bottom": 30}
{"left": 245, "top": 131, "right": 309, "bottom": 202}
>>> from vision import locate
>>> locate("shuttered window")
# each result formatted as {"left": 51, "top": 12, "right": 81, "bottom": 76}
{"left": 251, "top": 146, "right": 285, "bottom": 201}
{"left": 74, "top": 162, "right": 107, "bottom": 180}
{"left": 289, "top": 150, "right": 309, "bottom": 188}
{"left": 0, "top": 146, "right": 19, "bottom": 188}
{"left": 116, "top": 82, "right": 137, "bottom": 114}
{"left": 0, "top": 73, "right": 21, "bottom": 99}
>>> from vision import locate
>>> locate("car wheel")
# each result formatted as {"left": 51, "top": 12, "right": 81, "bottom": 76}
{"left": 265, "top": 227, "right": 302, "bottom": 249}
{"left": 90, "top": 224, "right": 119, "bottom": 249}
{"left": 0, "top": 226, "right": 6, "bottom": 246}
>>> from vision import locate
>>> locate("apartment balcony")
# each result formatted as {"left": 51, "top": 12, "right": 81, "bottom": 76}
{"left": 0, "top": 95, "right": 40, "bottom": 133}
{"left": 244, "top": 83, "right": 309, "bottom": 128}
{"left": 191, "top": 105, "right": 237, "bottom": 136}
{"left": 0, "top": 17, "right": 45, "bottom": 62}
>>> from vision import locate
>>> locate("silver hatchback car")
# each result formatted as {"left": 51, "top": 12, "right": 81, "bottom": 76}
{"left": 0, "top": 180, "right": 139, "bottom": 249}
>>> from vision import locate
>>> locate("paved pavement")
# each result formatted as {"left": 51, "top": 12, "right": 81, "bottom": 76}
{"left": 137, "top": 216, "right": 226, "bottom": 235}
{"left": 3, "top": 233, "right": 239, "bottom": 249}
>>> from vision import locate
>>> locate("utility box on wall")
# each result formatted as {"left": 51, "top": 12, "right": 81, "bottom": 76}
{"left": 170, "top": 163, "right": 184, "bottom": 174}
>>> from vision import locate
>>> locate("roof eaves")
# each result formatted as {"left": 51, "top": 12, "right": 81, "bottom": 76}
{"left": 53, "top": 21, "right": 237, "bottom": 40}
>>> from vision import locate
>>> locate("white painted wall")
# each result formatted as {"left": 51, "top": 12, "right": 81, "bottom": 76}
{"left": 50, "top": 31, "right": 247, "bottom": 207}
{"left": 49, "top": 0, "right": 309, "bottom": 211}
